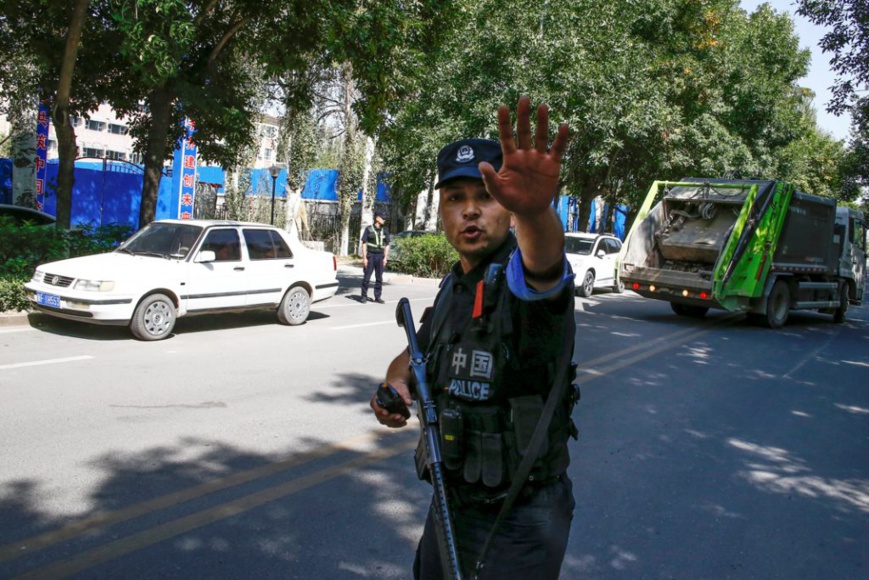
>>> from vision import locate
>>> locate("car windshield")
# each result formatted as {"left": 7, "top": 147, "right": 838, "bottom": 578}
{"left": 565, "top": 237, "right": 594, "bottom": 255}
{"left": 117, "top": 223, "right": 204, "bottom": 259}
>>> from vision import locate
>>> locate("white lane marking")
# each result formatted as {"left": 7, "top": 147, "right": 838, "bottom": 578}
{"left": 332, "top": 321, "right": 395, "bottom": 330}
{"left": 0, "top": 355, "right": 94, "bottom": 370}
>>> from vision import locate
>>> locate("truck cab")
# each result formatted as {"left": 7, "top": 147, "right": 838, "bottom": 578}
{"left": 835, "top": 207, "right": 866, "bottom": 304}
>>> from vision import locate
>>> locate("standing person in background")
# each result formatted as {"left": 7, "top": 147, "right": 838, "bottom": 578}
{"left": 370, "top": 97, "right": 578, "bottom": 579}
{"left": 361, "top": 212, "right": 390, "bottom": 303}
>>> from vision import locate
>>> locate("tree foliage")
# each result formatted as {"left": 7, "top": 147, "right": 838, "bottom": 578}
{"left": 797, "top": 0, "right": 869, "bottom": 119}
{"left": 377, "top": 0, "right": 832, "bottom": 231}
{"left": 0, "top": 0, "right": 856, "bottom": 235}
{"left": 797, "top": 0, "right": 869, "bottom": 204}
{"left": 0, "top": 0, "right": 125, "bottom": 226}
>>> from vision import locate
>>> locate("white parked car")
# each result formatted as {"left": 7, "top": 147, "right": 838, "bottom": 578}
{"left": 25, "top": 220, "right": 339, "bottom": 340}
{"left": 564, "top": 232, "right": 624, "bottom": 297}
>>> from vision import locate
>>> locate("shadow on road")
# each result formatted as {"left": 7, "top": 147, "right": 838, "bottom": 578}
{"left": 0, "top": 432, "right": 425, "bottom": 578}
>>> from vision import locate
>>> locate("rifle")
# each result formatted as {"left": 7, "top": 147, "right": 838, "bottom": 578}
{"left": 395, "top": 297, "right": 463, "bottom": 580}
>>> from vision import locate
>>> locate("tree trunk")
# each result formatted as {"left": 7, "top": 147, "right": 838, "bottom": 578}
{"left": 423, "top": 174, "right": 439, "bottom": 231}
{"left": 139, "top": 85, "right": 174, "bottom": 227}
{"left": 52, "top": 0, "right": 90, "bottom": 230}
{"left": 52, "top": 117, "right": 77, "bottom": 229}
{"left": 335, "top": 62, "right": 360, "bottom": 257}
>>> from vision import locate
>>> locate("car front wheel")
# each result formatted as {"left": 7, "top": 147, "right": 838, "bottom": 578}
{"left": 130, "top": 293, "right": 176, "bottom": 341}
{"left": 577, "top": 271, "right": 595, "bottom": 297}
{"left": 278, "top": 286, "right": 310, "bottom": 326}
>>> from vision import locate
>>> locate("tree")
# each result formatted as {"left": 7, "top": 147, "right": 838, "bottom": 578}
{"left": 106, "top": 0, "right": 459, "bottom": 227}
{"left": 798, "top": 0, "right": 869, "bottom": 198}
{"left": 335, "top": 63, "right": 365, "bottom": 256}
{"left": 378, "top": 0, "right": 821, "bottom": 233}
{"left": 109, "top": 0, "right": 275, "bottom": 226}
{"left": 797, "top": 1, "right": 869, "bottom": 123}
{"left": 0, "top": 0, "right": 120, "bottom": 227}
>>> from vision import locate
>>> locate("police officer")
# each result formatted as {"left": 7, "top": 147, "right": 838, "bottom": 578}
{"left": 370, "top": 97, "right": 576, "bottom": 579}
{"left": 360, "top": 211, "right": 390, "bottom": 304}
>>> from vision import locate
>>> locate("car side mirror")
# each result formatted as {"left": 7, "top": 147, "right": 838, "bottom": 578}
{"left": 596, "top": 249, "right": 606, "bottom": 258}
{"left": 195, "top": 250, "right": 216, "bottom": 263}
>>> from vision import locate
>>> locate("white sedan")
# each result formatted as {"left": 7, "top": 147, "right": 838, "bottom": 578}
{"left": 564, "top": 232, "right": 625, "bottom": 297}
{"left": 25, "top": 220, "right": 339, "bottom": 340}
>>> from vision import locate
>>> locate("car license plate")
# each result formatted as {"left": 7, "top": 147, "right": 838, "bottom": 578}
{"left": 37, "top": 292, "right": 61, "bottom": 308}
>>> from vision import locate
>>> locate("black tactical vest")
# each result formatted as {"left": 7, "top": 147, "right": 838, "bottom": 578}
{"left": 418, "top": 240, "right": 578, "bottom": 492}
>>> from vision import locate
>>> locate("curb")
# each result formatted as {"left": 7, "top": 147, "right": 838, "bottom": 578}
{"left": 0, "top": 311, "right": 32, "bottom": 328}
{"left": 338, "top": 264, "right": 442, "bottom": 286}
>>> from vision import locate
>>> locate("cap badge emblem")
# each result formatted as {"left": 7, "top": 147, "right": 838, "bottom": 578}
{"left": 456, "top": 145, "right": 475, "bottom": 163}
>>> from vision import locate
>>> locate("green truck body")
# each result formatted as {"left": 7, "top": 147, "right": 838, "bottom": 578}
{"left": 619, "top": 178, "right": 866, "bottom": 327}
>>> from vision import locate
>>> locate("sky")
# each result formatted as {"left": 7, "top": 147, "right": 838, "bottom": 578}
{"left": 740, "top": 1, "right": 852, "bottom": 141}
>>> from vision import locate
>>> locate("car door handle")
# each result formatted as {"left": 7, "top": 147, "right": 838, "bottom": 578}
{"left": 284, "top": 264, "right": 294, "bottom": 268}
{"left": 234, "top": 267, "right": 245, "bottom": 271}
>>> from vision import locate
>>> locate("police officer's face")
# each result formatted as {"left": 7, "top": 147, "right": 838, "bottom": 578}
{"left": 439, "top": 177, "right": 511, "bottom": 272}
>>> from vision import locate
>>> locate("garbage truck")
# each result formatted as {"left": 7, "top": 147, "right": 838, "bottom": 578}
{"left": 618, "top": 178, "right": 866, "bottom": 327}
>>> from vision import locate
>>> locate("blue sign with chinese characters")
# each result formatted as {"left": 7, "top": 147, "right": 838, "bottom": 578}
{"left": 35, "top": 102, "right": 50, "bottom": 210}
{"left": 172, "top": 118, "right": 198, "bottom": 219}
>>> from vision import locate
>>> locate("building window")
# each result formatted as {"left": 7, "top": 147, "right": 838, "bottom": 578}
{"left": 86, "top": 120, "right": 105, "bottom": 132}
{"left": 47, "top": 139, "right": 57, "bottom": 152}
{"left": 69, "top": 116, "right": 82, "bottom": 127}
{"left": 82, "top": 147, "right": 105, "bottom": 158}
{"left": 263, "top": 148, "right": 273, "bottom": 161}
{"left": 105, "top": 150, "right": 127, "bottom": 161}
{"left": 108, "top": 123, "right": 128, "bottom": 135}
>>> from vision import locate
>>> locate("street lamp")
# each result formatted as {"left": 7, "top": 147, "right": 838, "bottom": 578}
{"left": 268, "top": 164, "right": 282, "bottom": 225}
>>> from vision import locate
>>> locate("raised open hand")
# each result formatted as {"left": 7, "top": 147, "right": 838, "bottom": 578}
{"left": 479, "top": 96, "right": 569, "bottom": 218}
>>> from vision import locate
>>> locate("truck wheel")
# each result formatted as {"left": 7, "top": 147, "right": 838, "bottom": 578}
{"left": 613, "top": 279, "right": 625, "bottom": 294}
{"left": 833, "top": 282, "right": 848, "bottom": 323}
{"left": 278, "top": 286, "right": 310, "bottom": 326}
{"left": 671, "top": 302, "right": 708, "bottom": 318}
{"left": 577, "top": 271, "right": 595, "bottom": 297}
{"left": 130, "top": 293, "right": 176, "bottom": 341}
{"left": 764, "top": 280, "right": 790, "bottom": 328}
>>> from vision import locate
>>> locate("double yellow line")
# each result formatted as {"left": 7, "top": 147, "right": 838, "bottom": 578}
{"left": 2, "top": 313, "right": 738, "bottom": 578}
{"left": 3, "top": 432, "right": 417, "bottom": 578}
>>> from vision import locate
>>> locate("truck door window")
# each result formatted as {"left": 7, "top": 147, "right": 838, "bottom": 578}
{"left": 852, "top": 219, "right": 865, "bottom": 251}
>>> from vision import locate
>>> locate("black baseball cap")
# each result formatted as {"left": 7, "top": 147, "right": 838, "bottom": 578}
{"left": 435, "top": 138, "right": 502, "bottom": 189}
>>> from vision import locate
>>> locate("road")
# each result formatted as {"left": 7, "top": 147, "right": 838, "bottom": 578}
{"left": 1, "top": 270, "right": 867, "bottom": 579}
